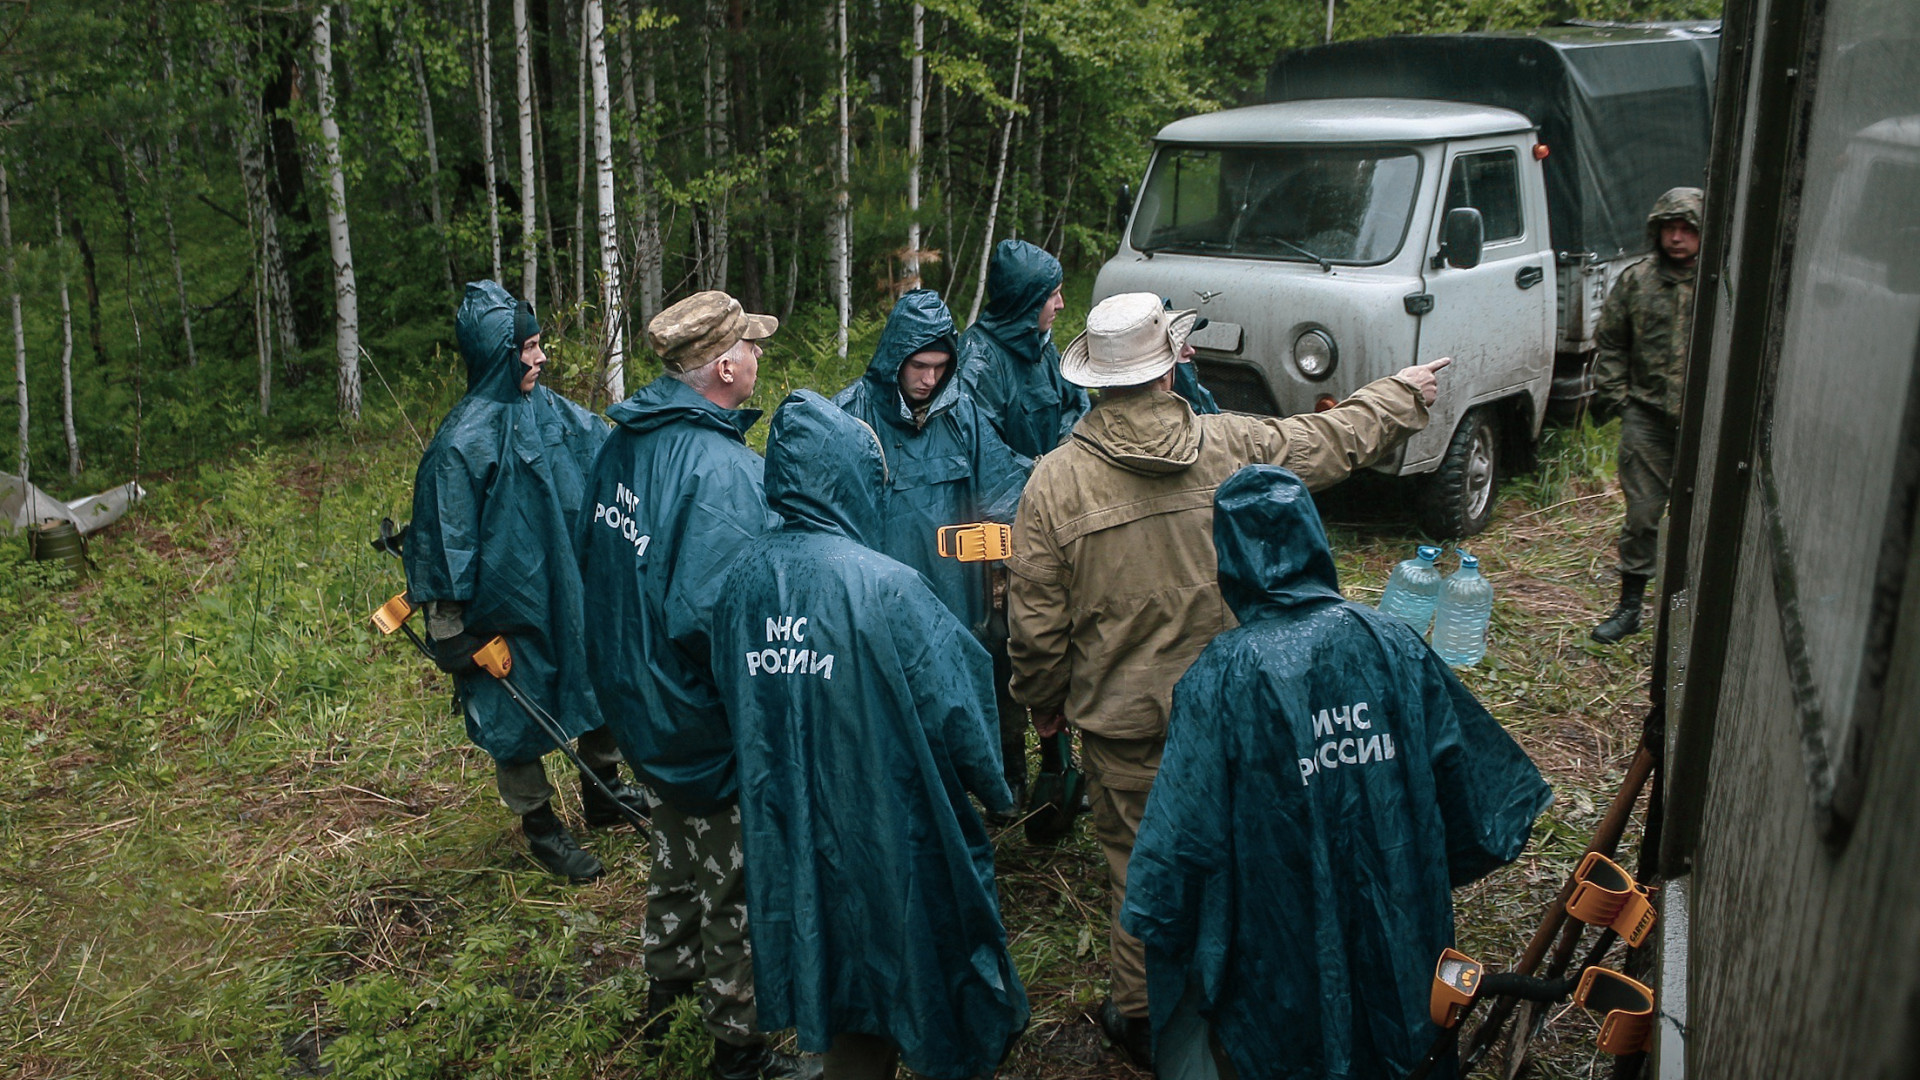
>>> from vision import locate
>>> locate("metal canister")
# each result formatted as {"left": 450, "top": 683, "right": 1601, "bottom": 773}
{"left": 26, "top": 520, "right": 90, "bottom": 579}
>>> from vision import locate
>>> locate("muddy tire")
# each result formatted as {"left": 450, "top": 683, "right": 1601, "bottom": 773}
{"left": 1417, "top": 407, "right": 1500, "bottom": 539}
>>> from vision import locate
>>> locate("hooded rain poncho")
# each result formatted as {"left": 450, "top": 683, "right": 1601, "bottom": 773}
{"left": 404, "top": 281, "right": 608, "bottom": 764}
{"left": 832, "top": 289, "right": 1027, "bottom": 634}
{"left": 956, "top": 241, "right": 1088, "bottom": 460}
{"left": 575, "top": 376, "right": 778, "bottom": 814}
{"left": 1123, "top": 466, "right": 1551, "bottom": 1080}
{"left": 712, "top": 391, "right": 1029, "bottom": 1079}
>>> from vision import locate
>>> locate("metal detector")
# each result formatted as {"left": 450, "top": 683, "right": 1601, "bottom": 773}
{"left": 368, "top": 520, "right": 649, "bottom": 832}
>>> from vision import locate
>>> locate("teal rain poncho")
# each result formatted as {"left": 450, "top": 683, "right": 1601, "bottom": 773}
{"left": 404, "top": 280, "right": 608, "bottom": 764}
{"left": 574, "top": 376, "right": 777, "bottom": 815}
{"left": 832, "top": 289, "right": 1027, "bottom": 634}
{"left": 1123, "top": 466, "right": 1551, "bottom": 1079}
{"left": 711, "top": 391, "right": 1028, "bottom": 1079}
{"left": 956, "top": 240, "right": 1088, "bottom": 461}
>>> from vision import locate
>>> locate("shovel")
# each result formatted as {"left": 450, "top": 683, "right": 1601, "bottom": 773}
{"left": 1024, "top": 731, "right": 1085, "bottom": 844}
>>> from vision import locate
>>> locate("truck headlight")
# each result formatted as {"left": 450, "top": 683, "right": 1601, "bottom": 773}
{"left": 1292, "top": 329, "right": 1337, "bottom": 381}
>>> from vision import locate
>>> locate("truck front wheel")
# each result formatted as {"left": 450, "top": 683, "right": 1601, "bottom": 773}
{"left": 1417, "top": 407, "right": 1500, "bottom": 539}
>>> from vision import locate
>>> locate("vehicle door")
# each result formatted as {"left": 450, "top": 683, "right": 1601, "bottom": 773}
{"left": 1404, "top": 140, "right": 1555, "bottom": 470}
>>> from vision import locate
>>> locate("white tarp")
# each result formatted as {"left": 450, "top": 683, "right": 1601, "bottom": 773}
{"left": 0, "top": 474, "right": 147, "bottom": 536}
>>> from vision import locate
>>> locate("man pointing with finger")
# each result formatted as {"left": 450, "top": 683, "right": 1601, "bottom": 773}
{"left": 1005, "top": 291, "right": 1448, "bottom": 1068}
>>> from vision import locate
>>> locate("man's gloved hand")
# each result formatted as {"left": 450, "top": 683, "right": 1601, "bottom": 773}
{"left": 1033, "top": 710, "right": 1067, "bottom": 738}
{"left": 431, "top": 631, "right": 489, "bottom": 675}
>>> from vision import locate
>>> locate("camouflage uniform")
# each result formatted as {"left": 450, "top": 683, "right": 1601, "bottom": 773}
{"left": 1593, "top": 187, "right": 1702, "bottom": 580}
{"left": 644, "top": 798, "right": 757, "bottom": 1044}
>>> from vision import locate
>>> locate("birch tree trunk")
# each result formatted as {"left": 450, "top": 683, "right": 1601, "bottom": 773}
{"left": 699, "top": 0, "right": 730, "bottom": 291}
{"left": 409, "top": 40, "right": 455, "bottom": 298}
{"left": 967, "top": 5, "right": 1026, "bottom": 325}
{"left": 311, "top": 4, "right": 363, "bottom": 419}
{"left": 514, "top": 0, "right": 538, "bottom": 298}
{"left": 574, "top": 13, "right": 589, "bottom": 307}
{"left": 472, "top": 0, "right": 502, "bottom": 279}
{"left": 53, "top": 189, "right": 80, "bottom": 478}
{"left": 586, "top": 0, "right": 625, "bottom": 400}
{"left": 832, "top": 0, "right": 850, "bottom": 357}
{"left": 904, "top": 2, "right": 925, "bottom": 287}
{"left": 1, "top": 157, "right": 26, "bottom": 482}
{"left": 230, "top": 50, "right": 294, "bottom": 405}
{"left": 616, "top": 0, "right": 661, "bottom": 322}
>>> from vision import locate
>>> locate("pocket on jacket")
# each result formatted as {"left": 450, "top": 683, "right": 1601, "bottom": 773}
{"left": 891, "top": 454, "right": 971, "bottom": 491}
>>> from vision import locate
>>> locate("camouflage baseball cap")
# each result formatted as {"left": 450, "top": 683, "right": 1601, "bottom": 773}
{"left": 647, "top": 290, "right": 779, "bottom": 372}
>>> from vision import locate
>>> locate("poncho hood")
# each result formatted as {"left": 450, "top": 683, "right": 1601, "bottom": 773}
{"left": 861, "top": 289, "right": 962, "bottom": 427}
{"left": 607, "top": 373, "right": 763, "bottom": 440}
{"left": 1214, "top": 465, "right": 1344, "bottom": 621}
{"left": 973, "top": 240, "right": 1063, "bottom": 363}
{"left": 766, "top": 390, "right": 888, "bottom": 546}
{"left": 455, "top": 280, "right": 535, "bottom": 403}
{"left": 1646, "top": 185, "right": 1704, "bottom": 257}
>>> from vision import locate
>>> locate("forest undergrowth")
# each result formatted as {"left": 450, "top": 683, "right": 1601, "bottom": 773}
{"left": 0, "top": 327, "right": 1655, "bottom": 1078}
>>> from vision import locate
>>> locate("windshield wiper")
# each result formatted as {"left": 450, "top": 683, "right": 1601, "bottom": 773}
{"left": 1266, "top": 236, "right": 1333, "bottom": 272}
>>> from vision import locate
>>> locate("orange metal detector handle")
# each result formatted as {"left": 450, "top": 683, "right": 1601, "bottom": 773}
{"left": 937, "top": 522, "right": 1013, "bottom": 563}
{"left": 1566, "top": 851, "right": 1659, "bottom": 948}
{"left": 1430, "top": 948, "right": 1483, "bottom": 1028}
{"left": 371, "top": 592, "right": 416, "bottom": 635}
{"left": 1575, "top": 967, "right": 1656, "bottom": 1055}
{"left": 473, "top": 637, "right": 512, "bottom": 678}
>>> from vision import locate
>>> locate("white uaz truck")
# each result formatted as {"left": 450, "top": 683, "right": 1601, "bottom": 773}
{"left": 1094, "top": 23, "right": 1718, "bottom": 536}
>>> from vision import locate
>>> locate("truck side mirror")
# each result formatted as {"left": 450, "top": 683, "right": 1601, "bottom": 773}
{"left": 1440, "top": 207, "right": 1485, "bottom": 270}
{"left": 1115, "top": 183, "right": 1135, "bottom": 230}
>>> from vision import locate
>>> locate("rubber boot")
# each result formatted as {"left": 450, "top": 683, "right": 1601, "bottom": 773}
{"left": 1592, "top": 573, "right": 1649, "bottom": 644}
{"left": 1097, "top": 997, "right": 1154, "bottom": 1071}
{"left": 521, "top": 803, "right": 604, "bottom": 883}
{"left": 580, "top": 765, "right": 650, "bottom": 830}
{"left": 710, "top": 1039, "right": 823, "bottom": 1080}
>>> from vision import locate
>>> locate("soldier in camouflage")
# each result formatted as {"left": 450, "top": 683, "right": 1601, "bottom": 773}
{"left": 1591, "top": 186, "right": 1703, "bottom": 643}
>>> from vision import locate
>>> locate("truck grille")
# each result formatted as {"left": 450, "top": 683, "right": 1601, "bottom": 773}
{"left": 1196, "top": 358, "right": 1281, "bottom": 416}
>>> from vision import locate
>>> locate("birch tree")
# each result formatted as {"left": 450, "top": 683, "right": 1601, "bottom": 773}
{"left": 586, "top": 0, "right": 625, "bottom": 400}
{"left": 697, "top": 0, "right": 731, "bottom": 291}
{"left": 408, "top": 37, "right": 455, "bottom": 298}
{"left": 968, "top": 4, "right": 1026, "bottom": 325}
{"left": 574, "top": 12, "right": 589, "bottom": 307}
{"left": 616, "top": 0, "right": 661, "bottom": 323}
{"left": 231, "top": 33, "right": 300, "bottom": 377}
{"left": 53, "top": 189, "right": 79, "bottom": 478}
{"left": 905, "top": 2, "right": 926, "bottom": 288}
{"left": 471, "top": 0, "right": 502, "bottom": 279}
{"left": 831, "top": 0, "right": 850, "bottom": 357}
{"left": 514, "top": 0, "right": 538, "bottom": 298}
{"left": 312, "top": 4, "right": 363, "bottom": 419}
{"left": 1, "top": 157, "right": 25, "bottom": 481}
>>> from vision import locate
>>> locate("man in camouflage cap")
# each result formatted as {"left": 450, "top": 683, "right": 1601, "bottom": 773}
{"left": 1591, "top": 186, "right": 1703, "bottom": 643}
{"left": 577, "top": 290, "right": 816, "bottom": 1080}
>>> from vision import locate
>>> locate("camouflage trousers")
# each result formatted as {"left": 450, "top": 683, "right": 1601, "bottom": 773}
{"left": 645, "top": 798, "right": 758, "bottom": 1046}
{"left": 1616, "top": 403, "right": 1679, "bottom": 578}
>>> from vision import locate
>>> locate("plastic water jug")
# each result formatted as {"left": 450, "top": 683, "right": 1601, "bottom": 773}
{"left": 1378, "top": 545, "right": 1443, "bottom": 635}
{"left": 1433, "top": 551, "right": 1494, "bottom": 667}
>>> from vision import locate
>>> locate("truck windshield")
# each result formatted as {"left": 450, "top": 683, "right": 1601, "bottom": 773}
{"left": 1130, "top": 145, "right": 1421, "bottom": 265}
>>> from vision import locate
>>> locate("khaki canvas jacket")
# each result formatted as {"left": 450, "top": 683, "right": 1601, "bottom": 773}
{"left": 1006, "top": 377, "right": 1427, "bottom": 740}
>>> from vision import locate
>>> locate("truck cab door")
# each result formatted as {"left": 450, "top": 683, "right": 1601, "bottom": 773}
{"left": 1406, "top": 141, "right": 1555, "bottom": 472}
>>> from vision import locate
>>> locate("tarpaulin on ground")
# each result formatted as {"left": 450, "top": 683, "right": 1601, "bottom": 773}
{"left": 1265, "top": 23, "right": 1720, "bottom": 258}
{"left": 1, "top": 475, "right": 146, "bottom": 535}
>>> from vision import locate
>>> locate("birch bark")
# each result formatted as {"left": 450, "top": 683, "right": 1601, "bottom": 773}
{"left": 615, "top": 0, "right": 661, "bottom": 322}
{"left": 471, "top": 0, "right": 502, "bottom": 279}
{"left": 905, "top": 2, "right": 925, "bottom": 287}
{"left": 967, "top": 5, "right": 1025, "bottom": 325}
{"left": 408, "top": 40, "right": 455, "bottom": 298}
{"left": 53, "top": 189, "right": 80, "bottom": 478}
{"left": 311, "top": 4, "right": 363, "bottom": 419}
{"left": 586, "top": 0, "right": 625, "bottom": 400}
{"left": 574, "top": 12, "right": 589, "bottom": 306}
{"left": 514, "top": 0, "right": 538, "bottom": 297}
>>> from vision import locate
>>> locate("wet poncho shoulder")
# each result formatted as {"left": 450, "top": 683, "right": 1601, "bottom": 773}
{"left": 403, "top": 280, "right": 608, "bottom": 763}
{"left": 712, "top": 391, "right": 1028, "bottom": 1079}
{"left": 956, "top": 240, "right": 1088, "bottom": 460}
{"left": 575, "top": 375, "right": 776, "bottom": 815}
{"left": 1124, "top": 465, "right": 1552, "bottom": 1080}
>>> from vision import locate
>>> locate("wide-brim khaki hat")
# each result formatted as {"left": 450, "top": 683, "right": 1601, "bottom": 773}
{"left": 1060, "top": 293, "right": 1200, "bottom": 388}
{"left": 648, "top": 290, "right": 779, "bottom": 372}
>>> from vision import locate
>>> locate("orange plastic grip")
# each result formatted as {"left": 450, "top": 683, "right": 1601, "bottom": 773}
{"left": 937, "top": 522, "right": 1013, "bottom": 563}
{"left": 474, "top": 637, "right": 513, "bottom": 678}
{"left": 1576, "top": 967, "right": 1656, "bottom": 1055}
{"left": 1566, "top": 852, "right": 1659, "bottom": 948}
{"left": 1429, "top": 948, "right": 1482, "bottom": 1029}
{"left": 371, "top": 593, "right": 415, "bottom": 635}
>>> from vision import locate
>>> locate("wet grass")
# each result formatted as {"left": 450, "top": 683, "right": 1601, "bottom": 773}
{"left": 0, "top": 354, "right": 1647, "bottom": 1078}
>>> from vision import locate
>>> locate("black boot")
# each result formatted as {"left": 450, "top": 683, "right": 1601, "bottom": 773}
{"left": 710, "top": 1039, "right": 823, "bottom": 1080}
{"left": 580, "top": 765, "right": 650, "bottom": 830}
{"left": 638, "top": 979, "right": 695, "bottom": 1045}
{"left": 1097, "top": 997, "right": 1153, "bottom": 1071}
{"left": 521, "top": 803, "right": 604, "bottom": 883}
{"left": 1592, "top": 574, "right": 1649, "bottom": 644}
